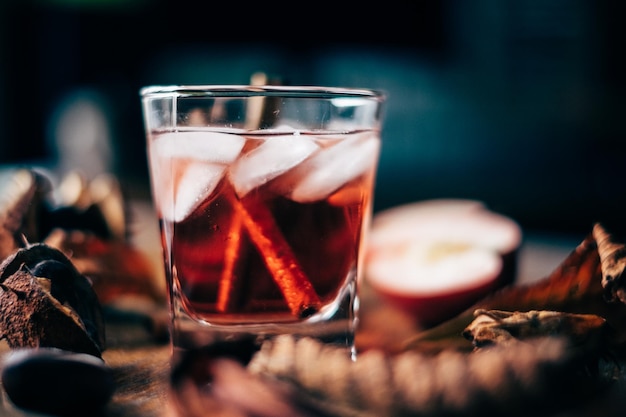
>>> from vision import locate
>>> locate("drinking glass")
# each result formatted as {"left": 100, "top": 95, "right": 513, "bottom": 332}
{"left": 140, "top": 85, "right": 385, "bottom": 361}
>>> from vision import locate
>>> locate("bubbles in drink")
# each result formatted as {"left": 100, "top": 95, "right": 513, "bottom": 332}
{"left": 150, "top": 131, "right": 245, "bottom": 222}
{"left": 229, "top": 135, "right": 319, "bottom": 197}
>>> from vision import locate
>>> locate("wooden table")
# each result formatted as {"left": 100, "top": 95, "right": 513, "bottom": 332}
{"left": 0, "top": 200, "right": 589, "bottom": 416}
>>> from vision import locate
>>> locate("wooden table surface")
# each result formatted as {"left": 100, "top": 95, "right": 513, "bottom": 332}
{"left": 0, "top": 200, "right": 588, "bottom": 416}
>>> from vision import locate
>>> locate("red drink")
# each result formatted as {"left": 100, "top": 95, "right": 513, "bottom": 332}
{"left": 149, "top": 129, "right": 380, "bottom": 326}
{"left": 142, "top": 86, "right": 385, "bottom": 360}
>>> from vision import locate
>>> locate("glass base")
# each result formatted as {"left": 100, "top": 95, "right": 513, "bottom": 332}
{"left": 169, "top": 279, "right": 359, "bottom": 365}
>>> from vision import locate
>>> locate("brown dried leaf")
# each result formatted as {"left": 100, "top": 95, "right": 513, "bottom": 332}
{"left": 463, "top": 309, "right": 607, "bottom": 350}
{"left": 44, "top": 228, "right": 164, "bottom": 305}
{"left": 0, "top": 169, "right": 51, "bottom": 259}
{"left": 594, "top": 223, "right": 626, "bottom": 304}
{"left": 404, "top": 223, "right": 626, "bottom": 354}
{"left": 49, "top": 170, "right": 129, "bottom": 241}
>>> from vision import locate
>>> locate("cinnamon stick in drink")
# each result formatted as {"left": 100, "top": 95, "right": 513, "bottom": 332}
{"left": 228, "top": 194, "right": 321, "bottom": 318}
{"left": 216, "top": 213, "right": 245, "bottom": 313}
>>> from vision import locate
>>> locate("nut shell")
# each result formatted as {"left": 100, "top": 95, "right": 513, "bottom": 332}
{"left": 0, "top": 244, "right": 105, "bottom": 357}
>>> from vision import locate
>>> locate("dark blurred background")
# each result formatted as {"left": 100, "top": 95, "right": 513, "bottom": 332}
{"left": 1, "top": 0, "right": 625, "bottom": 237}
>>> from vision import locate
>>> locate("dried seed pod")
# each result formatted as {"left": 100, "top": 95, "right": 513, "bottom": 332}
{"left": 0, "top": 243, "right": 105, "bottom": 357}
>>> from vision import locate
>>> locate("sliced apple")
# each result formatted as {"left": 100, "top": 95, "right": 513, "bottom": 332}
{"left": 364, "top": 199, "right": 522, "bottom": 326}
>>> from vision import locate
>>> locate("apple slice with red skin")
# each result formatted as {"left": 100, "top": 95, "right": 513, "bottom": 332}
{"left": 364, "top": 199, "right": 522, "bottom": 327}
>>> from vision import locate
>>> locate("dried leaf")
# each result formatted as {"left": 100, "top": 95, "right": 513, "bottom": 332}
{"left": 46, "top": 170, "right": 128, "bottom": 241}
{"left": 0, "top": 169, "right": 51, "bottom": 259}
{"left": 403, "top": 223, "right": 626, "bottom": 354}
{"left": 0, "top": 168, "right": 164, "bottom": 307}
{"left": 594, "top": 223, "right": 626, "bottom": 304}
{"left": 44, "top": 228, "right": 164, "bottom": 305}
{"left": 463, "top": 310, "right": 607, "bottom": 350}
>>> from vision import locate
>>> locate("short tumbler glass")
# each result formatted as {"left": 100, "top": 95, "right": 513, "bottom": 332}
{"left": 140, "top": 85, "right": 385, "bottom": 361}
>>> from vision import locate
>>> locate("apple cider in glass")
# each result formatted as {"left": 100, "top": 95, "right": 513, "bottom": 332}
{"left": 142, "top": 86, "right": 385, "bottom": 360}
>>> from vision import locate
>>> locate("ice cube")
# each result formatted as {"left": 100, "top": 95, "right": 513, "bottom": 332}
{"left": 229, "top": 135, "right": 319, "bottom": 197}
{"left": 150, "top": 131, "right": 245, "bottom": 222}
{"left": 152, "top": 131, "right": 245, "bottom": 164}
{"left": 153, "top": 159, "right": 226, "bottom": 222}
{"left": 288, "top": 132, "right": 380, "bottom": 203}
{"left": 168, "top": 162, "right": 226, "bottom": 222}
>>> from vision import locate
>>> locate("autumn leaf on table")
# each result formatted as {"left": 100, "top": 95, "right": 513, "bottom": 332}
{"left": 595, "top": 224, "right": 626, "bottom": 305}
{"left": 44, "top": 228, "right": 164, "bottom": 305}
{"left": 403, "top": 223, "right": 626, "bottom": 355}
{"left": 0, "top": 169, "right": 51, "bottom": 259}
{"left": 0, "top": 169, "right": 165, "bottom": 306}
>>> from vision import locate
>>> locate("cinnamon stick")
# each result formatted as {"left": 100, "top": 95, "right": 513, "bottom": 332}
{"left": 228, "top": 194, "right": 321, "bottom": 318}
{"left": 216, "top": 213, "right": 245, "bottom": 313}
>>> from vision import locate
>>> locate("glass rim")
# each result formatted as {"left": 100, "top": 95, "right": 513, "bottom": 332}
{"left": 139, "top": 85, "right": 386, "bottom": 101}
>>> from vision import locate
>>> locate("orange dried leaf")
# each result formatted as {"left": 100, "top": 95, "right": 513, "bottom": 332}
{"left": 44, "top": 229, "right": 165, "bottom": 305}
